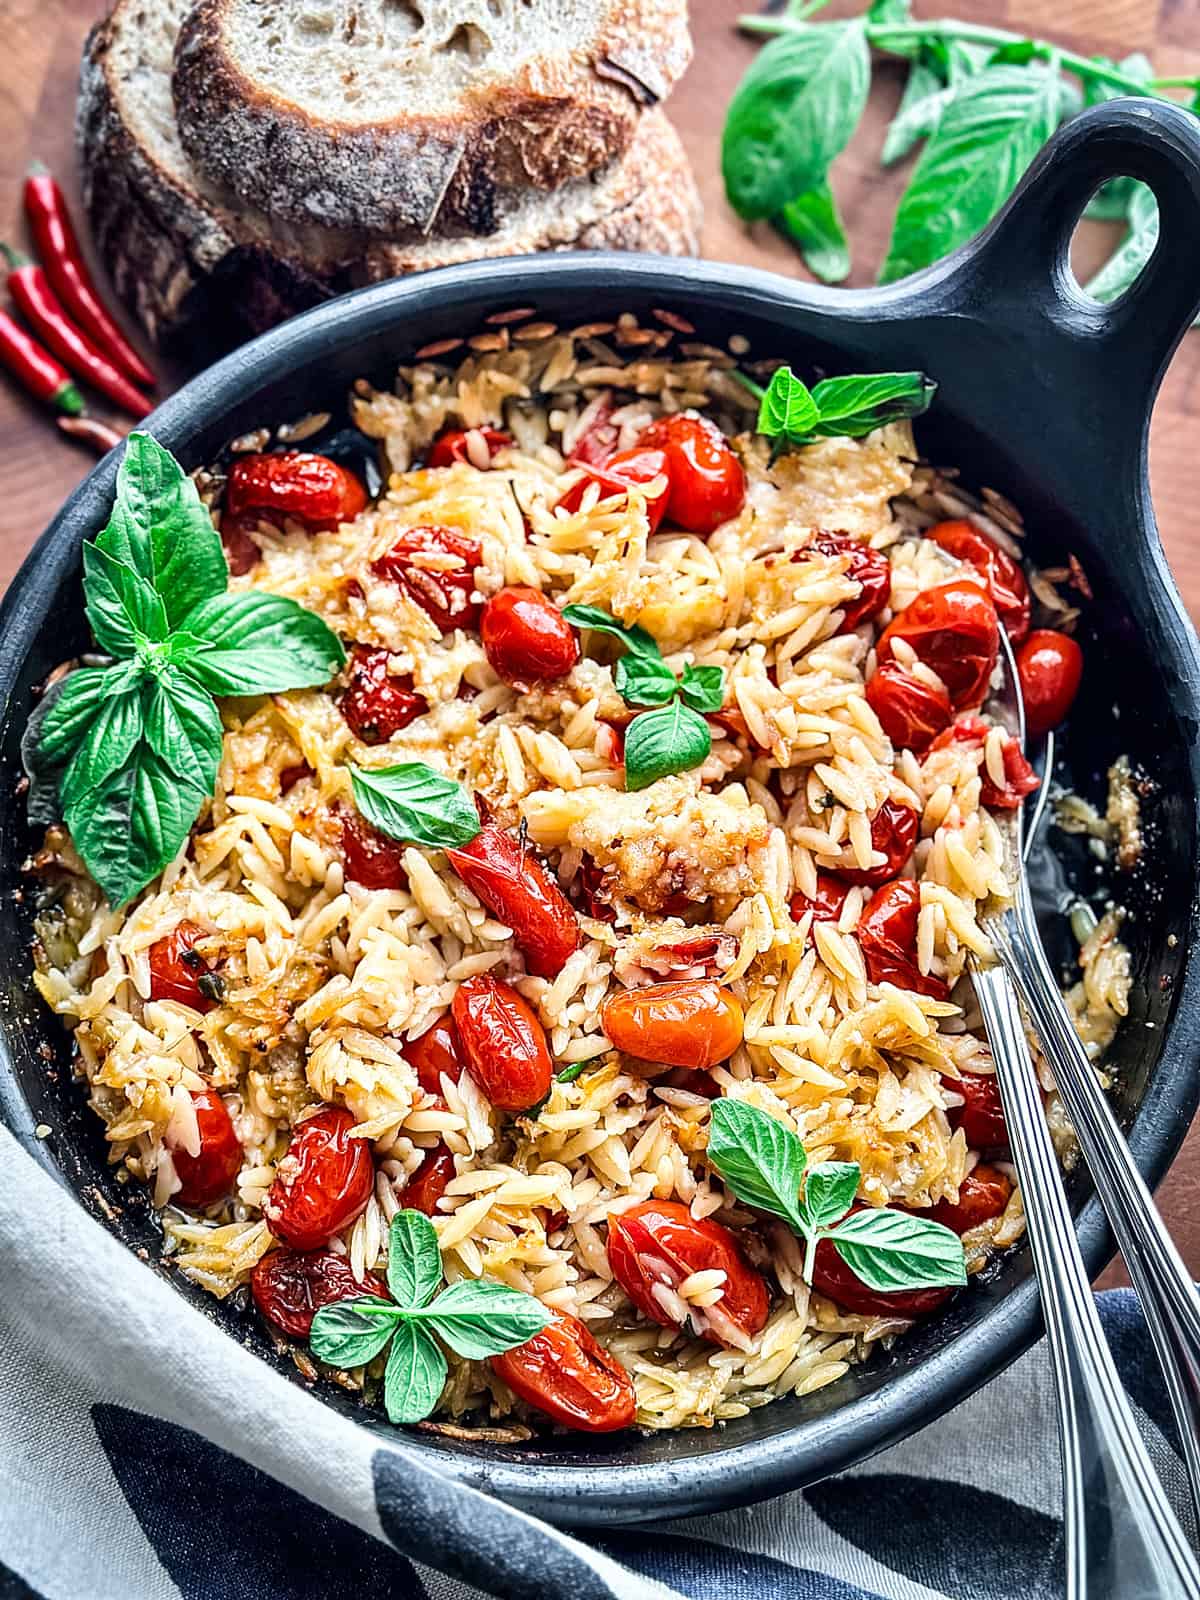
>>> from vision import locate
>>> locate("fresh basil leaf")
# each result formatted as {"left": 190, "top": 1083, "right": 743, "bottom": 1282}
{"left": 722, "top": 22, "right": 871, "bottom": 221}
{"left": 310, "top": 1296, "right": 399, "bottom": 1368}
{"left": 808, "top": 372, "right": 937, "bottom": 437}
{"left": 178, "top": 592, "right": 346, "bottom": 694}
{"left": 383, "top": 1320, "right": 448, "bottom": 1425}
{"left": 926, "top": 38, "right": 993, "bottom": 82}
{"left": 881, "top": 62, "right": 955, "bottom": 167}
{"left": 82, "top": 544, "right": 169, "bottom": 658}
{"left": 60, "top": 680, "right": 146, "bottom": 799}
{"left": 1084, "top": 177, "right": 1140, "bottom": 223}
{"left": 560, "top": 604, "right": 662, "bottom": 661}
{"left": 867, "top": 0, "right": 910, "bottom": 22}
{"left": 831, "top": 1207, "right": 967, "bottom": 1292}
{"left": 140, "top": 667, "right": 224, "bottom": 795}
{"left": 757, "top": 365, "right": 820, "bottom": 440}
{"left": 880, "top": 65, "right": 1061, "bottom": 283}
{"left": 677, "top": 664, "right": 725, "bottom": 715}
{"left": 387, "top": 1210, "right": 443, "bottom": 1310}
{"left": 797, "top": 1161, "right": 860, "bottom": 1232}
{"left": 97, "top": 433, "right": 227, "bottom": 630}
{"left": 615, "top": 653, "right": 678, "bottom": 707}
{"left": 350, "top": 763, "right": 481, "bottom": 851}
{"left": 39, "top": 664, "right": 139, "bottom": 767}
{"left": 623, "top": 700, "right": 712, "bottom": 791}
{"left": 776, "top": 181, "right": 851, "bottom": 283}
{"left": 423, "top": 1278, "right": 551, "bottom": 1360}
{"left": 707, "top": 1098, "right": 806, "bottom": 1228}
{"left": 1085, "top": 182, "right": 1159, "bottom": 304}
{"left": 1082, "top": 52, "right": 1152, "bottom": 111}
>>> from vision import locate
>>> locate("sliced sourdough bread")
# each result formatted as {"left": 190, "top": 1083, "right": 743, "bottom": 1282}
{"left": 172, "top": 0, "right": 692, "bottom": 234}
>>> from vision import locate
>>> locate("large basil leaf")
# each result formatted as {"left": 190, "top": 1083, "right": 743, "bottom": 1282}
{"left": 831, "top": 1207, "right": 967, "bottom": 1291}
{"left": 386, "top": 1210, "right": 443, "bottom": 1309}
{"left": 707, "top": 1098, "right": 807, "bottom": 1228}
{"left": 808, "top": 372, "right": 937, "bottom": 436}
{"left": 623, "top": 700, "right": 712, "bottom": 791}
{"left": 1084, "top": 181, "right": 1160, "bottom": 304}
{"left": 310, "top": 1297, "right": 399, "bottom": 1369}
{"left": 141, "top": 667, "right": 225, "bottom": 795}
{"left": 881, "top": 61, "right": 955, "bottom": 166}
{"left": 757, "top": 366, "right": 820, "bottom": 439}
{"left": 776, "top": 180, "right": 851, "bottom": 283}
{"left": 560, "top": 604, "right": 662, "bottom": 662}
{"left": 423, "top": 1278, "right": 552, "bottom": 1360}
{"left": 38, "top": 663, "right": 141, "bottom": 767}
{"left": 797, "top": 1161, "right": 860, "bottom": 1232}
{"left": 350, "top": 763, "right": 481, "bottom": 851}
{"left": 178, "top": 591, "right": 345, "bottom": 694}
{"left": 82, "top": 544, "right": 168, "bottom": 657}
{"left": 615, "top": 653, "right": 678, "bottom": 707}
{"left": 383, "top": 1321, "right": 448, "bottom": 1425}
{"left": 60, "top": 680, "right": 146, "bottom": 798}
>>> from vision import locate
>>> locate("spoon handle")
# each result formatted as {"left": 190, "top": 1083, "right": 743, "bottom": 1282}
{"left": 1000, "top": 879, "right": 1200, "bottom": 1533}
{"left": 971, "top": 961, "right": 1200, "bottom": 1599}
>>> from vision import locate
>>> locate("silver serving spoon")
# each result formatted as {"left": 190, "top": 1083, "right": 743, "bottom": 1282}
{"left": 966, "top": 633, "right": 1200, "bottom": 1598}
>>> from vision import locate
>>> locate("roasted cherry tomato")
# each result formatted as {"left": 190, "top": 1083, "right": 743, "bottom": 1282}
{"left": 837, "top": 798, "right": 919, "bottom": 888}
{"left": 341, "top": 807, "right": 409, "bottom": 890}
{"left": 858, "top": 880, "right": 949, "bottom": 1000}
{"left": 637, "top": 413, "right": 746, "bottom": 537}
{"left": 491, "top": 1307, "right": 637, "bottom": 1432}
{"left": 812, "top": 1218, "right": 953, "bottom": 1318}
{"left": 927, "top": 519, "right": 1030, "bottom": 642}
{"left": 948, "top": 1070, "right": 1008, "bottom": 1151}
{"left": 403, "top": 1015, "right": 463, "bottom": 1096}
{"left": 555, "top": 446, "right": 670, "bottom": 533}
{"left": 226, "top": 452, "right": 367, "bottom": 533}
{"left": 928, "top": 716, "right": 1038, "bottom": 810}
{"left": 149, "top": 920, "right": 218, "bottom": 1012}
{"left": 451, "top": 974, "right": 553, "bottom": 1112}
{"left": 789, "top": 873, "right": 851, "bottom": 925}
{"left": 807, "top": 531, "right": 891, "bottom": 633}
{"left": 166, "top": 1088, "right": 242, "bottom": 1208}
{"left": 251, "top": 1248, "right": 386, "bottom": 1340}
{"left": 264, "top": 1106, "right": 374, "bottom": 1250}
{"left": 371, "top": 524, "right": 483, "bottom": 634}
{"left": 568, "top": 403, "right": 620, "bottom": 466}
{"left": 1015, "top": 629, "right": 1084, "bottom": 737}
{"left": 339, "top": 645, "right": 428, "bottom": 744}
{"left": 927, "top": 1163, "right": 1013, "bottom": 1234}
{"left": 403, "top": 1144, "right": 456, "bottom": 1215}
{"left": 601, "top": 980, "right": 744, "bottom": 1070}
{"left": 606, "top": 1199, "right": 769, "bottom": 1348}
{"left": 220, "top": 513, "right": 262, "bottom": 577}
{"left": 866, "top": 661, "right": 953, "bottom": 753}
{"left": 480, "top": 586, "right": 579, "bottom": 687}
{"left": 447, "top": 823, "right": 580, "bottom": 979}
{"left": 877, "top": 578, "right": 1000, "bottom": 709}
{"left": 426, "top": 427, "right": 512, "bottom": 469}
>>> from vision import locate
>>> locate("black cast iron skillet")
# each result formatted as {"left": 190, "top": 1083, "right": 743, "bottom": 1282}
{"left": 2, "top": 99, "right": 1200, "bottom": 1527}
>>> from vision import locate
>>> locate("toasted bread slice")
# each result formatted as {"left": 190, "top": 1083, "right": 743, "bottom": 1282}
{"left": 172, "top": 0, "right": 692, "bottom": 234}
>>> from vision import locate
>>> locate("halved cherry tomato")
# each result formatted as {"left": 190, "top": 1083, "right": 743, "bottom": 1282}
{"left": 226, "top": 452, "right": 367, "bottom": 532}
{"left": 555, "top": 447, "right": 669, "bottom": 533}
{"left": 264, "top": 1106, "right": 374, "bottom": 1250}
{"left": 149, "top": 920, "right": 217, "bottom": 1012}
{"left": 446, "top": 823, "right": 580, "bottom": 979}
{"left": 220, "top": 513, "right": 261, "bottom": 577}
{"left": 1015, "top": 629, "right": 1083, "bottom": 737}
{"left": 927, "top": 1163, "right": 1013, "bottom": 1234}
{"left": 866, "top": 661, "right": 953, "bottom": 753}
{"left": 166, "top": 1088, "right": 242, "bottom": 1207}
{"left": 491, "top": 1307, "right": 637, "bottom": 1432}
{"left": 403, "top": 1144, "right": 456, "bottom": 1215}
{"left": 637, "top": 413, "right": 745, "bottom": 537}
{"left": 451, "top": 974, "right": 553, "bottom": 1112}
{"left": 811, "top": 1216, "right": 953, "bottom": 1318}
{"left": 927, "top": 519, "right": 1030, "bottom": 643}
{"left": 606, "top": 1199, "right": 769, "bottom": 1348}
{"left": 339, "top": 645, "right": 428, "bottom": 744}
{"left": 371, "top": 525, "right": 483, "bottom": 634}
{"left": 481, "top": 586, "right": 579, "bottom": 687}
{"left": 251, "top": 1248, "right": 386, "bottom": 1339}
{"left": 568, "top": 403, "right": 620, "bottom": 466}
{"left": 807, "top": 531, "right": 891, "bottom": 633}
{"left": 928, "top": 716, "right": 1038, "bottom": 810}
{"left": 876, "top": 578, "right": 999, "bottom": 709}
{"left": 600, "top": 980, "right": 744, "bottom": 1070}
{"left": 858, "top": 880, "right": 949, "bottom": 1000}
{"left": 341, "top": 808, "right": 408, "bottom": 890}
{"left": 836, "top": 799, "right": 919, "bottom": 888}
{"left": 948, "top": 1070, "right": 1008, "bottom": 1151}
{"left": 426, "top": 427, "right": 512, "bottom": 469}
{"left": 403, "top": 1015, "right": 463, "bottom": 1096}
{"left": 789, "top": 873, "right": 851, "bottom": 925}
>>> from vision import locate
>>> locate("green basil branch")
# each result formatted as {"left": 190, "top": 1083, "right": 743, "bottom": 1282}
{"left": 706, "top": 1098, "right": 966, "bottom": 1291}
{"left": 38, "top": 434, "right": 345, "bottom": 907}
{"left": 743, "top": 365, "right": 936, "bottom": 453}
{"left": 308, "top": 1210, "right": 551, "bottom": 1424}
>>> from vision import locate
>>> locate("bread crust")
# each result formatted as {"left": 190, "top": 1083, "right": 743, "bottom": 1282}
{"left": 171, "top": 0, "right": 692, "bottom": 234}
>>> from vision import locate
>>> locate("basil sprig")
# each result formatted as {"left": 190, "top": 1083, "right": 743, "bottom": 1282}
{"left": 707, "top": 1098, "right": 966, "bottom": 1292}
{"left": 561, "top": 604, "right": 725, "bottom": 791}
{"left": 350, "top": 763, "right": 481, "bottom": 850}
{"left": 747, "top": 366, "right": 936, "bottom": 454}
{"left": 38, "top": 434, "right": 345, "bottom": 907}
{"left": 309, "top": 1210, "right": 551, "bottom": 1425}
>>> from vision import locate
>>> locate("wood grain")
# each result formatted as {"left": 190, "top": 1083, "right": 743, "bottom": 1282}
{"left": 0, "top": 0, "right": 1197, "bottom": 1280}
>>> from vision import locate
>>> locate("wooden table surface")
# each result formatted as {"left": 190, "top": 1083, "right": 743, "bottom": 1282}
{"left": 2, "top": 0, "right": 1199, "bottom": 1281}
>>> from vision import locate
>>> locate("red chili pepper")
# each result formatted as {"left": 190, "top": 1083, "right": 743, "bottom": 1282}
{"left": 1, "top": 245, "right": 151, "bottom": 419}
{"left": 0, "top": 308, "right": 82, "bottom": 415}
{"left": 57, "top": 415, "right": 124, "bottom": 454}
{"left": 23, "top": 165, "right": 156, "bottom": 390}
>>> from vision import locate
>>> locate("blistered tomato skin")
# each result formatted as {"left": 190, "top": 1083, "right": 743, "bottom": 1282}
{"left": 491, "top": 1308, "right": 637, "bottom": 1432}
{"left": 858, "top": 880, "right": 949, "bottom": 1001}
{"left": 555, "top": 447, "right": 670, "bottom": 534}
{"left": 402, "top": 1015, "right": 463, "bottom": 1096}
{"left": 928, "top": 1163, "right": 1013, "bottom": 1234}
{"left": 371, "top": 525, "right": 483, "bottom": 634}
{"left": 226, "top": 452, "right": 367, "bottom": 532}
{"left": 339, "top": 645, "right": 428, "bottom": 744}
{"left": 149, "top": 921, "right": 217, "bottom": 1012}
{"left": 866, "top": 661, "right": 953, "bottom": 753}
{"left": 877, "top": 578, "right": 1000, "bottom": 710}
{"left": 403, "top": 1144, "right": 456, "bottom": 1215}
{"left": 808, "top": 531, "right": 891, "bottom": 633}
{"left": 251, "top": 1248, "right": 386, "bottom": 1340}
{"left": 606, "top": 1199, "right": 769, "bottom": 1348}
{"left": 811, "top": 1224, "right": 953, "bottom": 1318}
{"left": 836, "top": 799, "right": 919, "bottom": 888}
{"left": 426, "top": 427, "right": 512, "bottom": 468}
{"left": 446, "top": 823, "right": 580, "bottom": 979}
{"left": 949, "top": 1070, "right": 1008, "bottom": 1151}
{"left": 789, "top": 873, "right": 851, "bottom": 925}
{"left": 341, "top": 808, "right": 409, "bottom": 890}
{"left": 927, "top": 519, "right": 1031, "bottom": 643}
{"left": 452, "top": 974, "right": 553, "bottom": 1112}
{"left": 167, "top": 1089, "right": 242, "bottom": 1208}
{"left": 264, "top": 1107, "right": 375, "bottom": 1250}
{"left": 1015, "top": 629, "right": 1084, "bottom": 736}
{"left": 600, "top": 980, "right": 744, "bottom": 1070}
{"left": 481, "top": 587, "right": 580, "bottom": 686}
{"left": 637, "top": 414, "right": 746, "bottom": 537}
